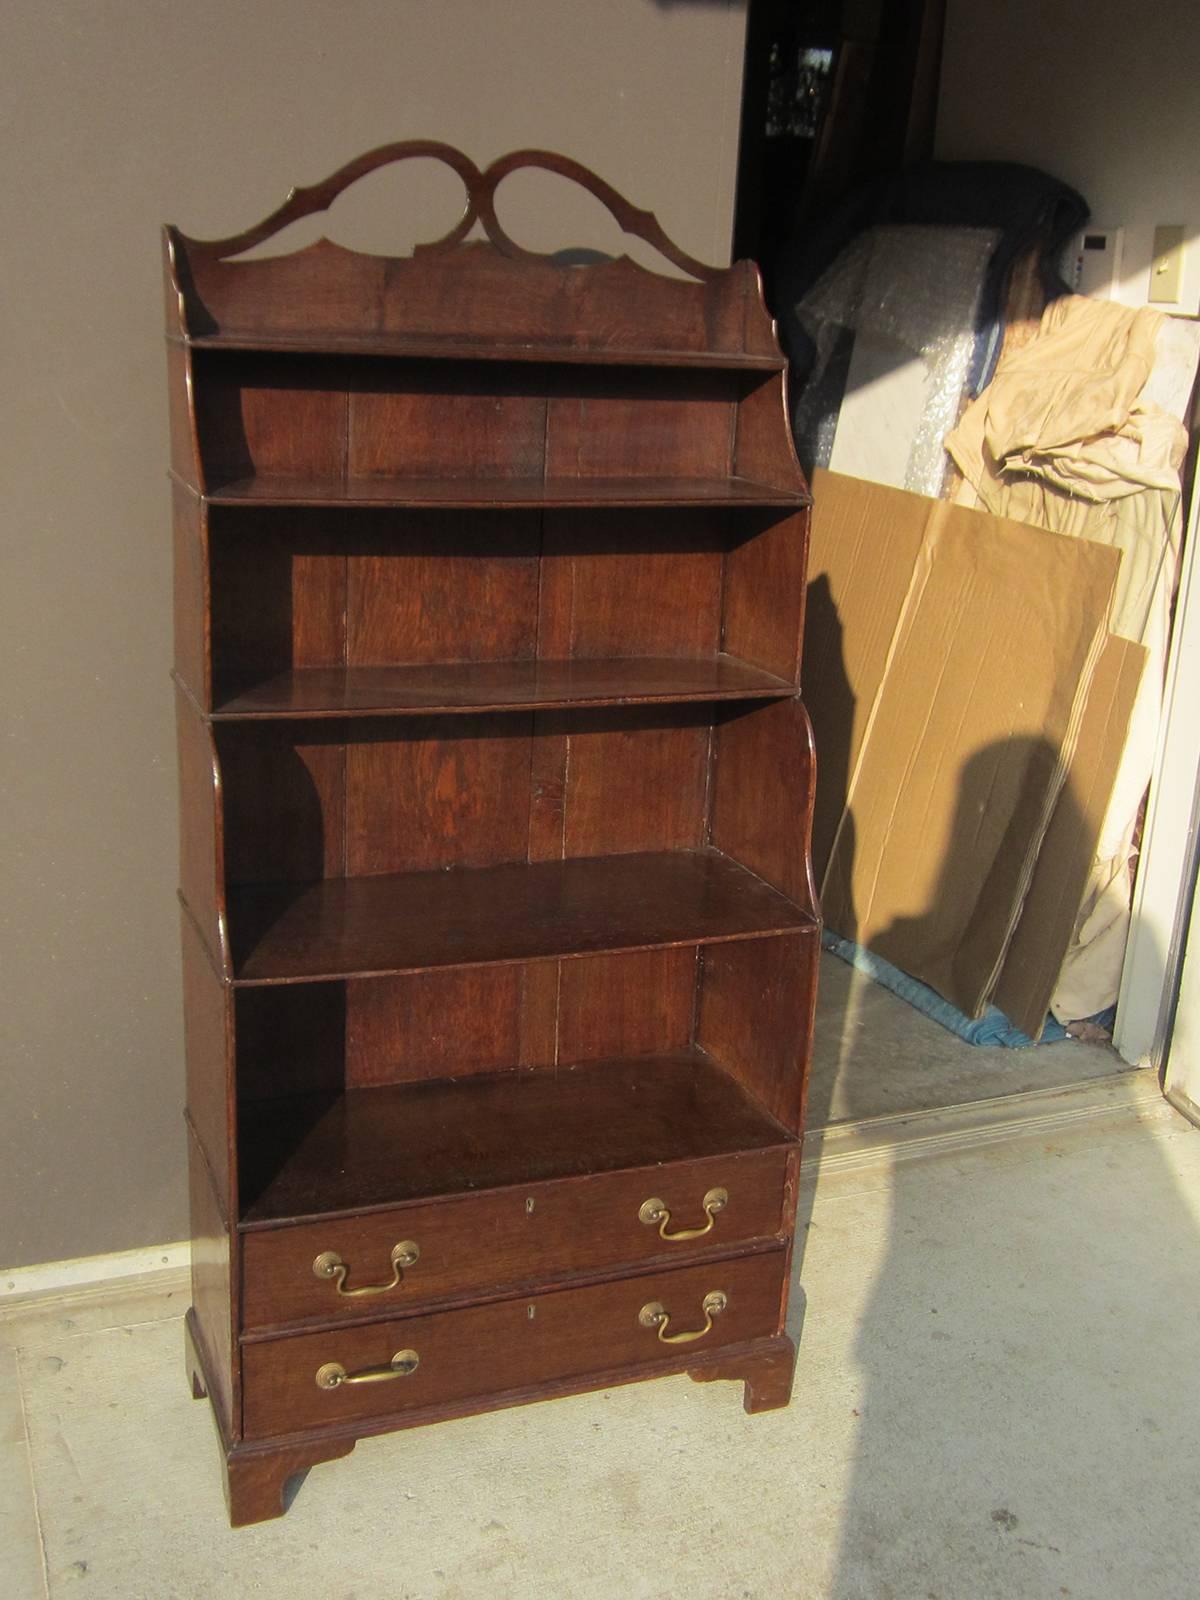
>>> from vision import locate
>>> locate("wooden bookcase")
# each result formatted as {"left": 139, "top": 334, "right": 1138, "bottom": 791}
{"left": 166, "top": 144, "right": 820, "bottom": 1526}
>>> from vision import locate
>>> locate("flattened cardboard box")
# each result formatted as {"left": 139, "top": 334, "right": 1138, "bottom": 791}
{"left": 806, "top": 469, "right": 1129, "bottom": 1033}
{"left": 994, "top": 633, "right": 1145, "bottom": 1037}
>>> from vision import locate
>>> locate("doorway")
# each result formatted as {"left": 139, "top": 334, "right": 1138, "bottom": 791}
{"left": 733, "top": 0, "right": 1155, "bottom": 1134}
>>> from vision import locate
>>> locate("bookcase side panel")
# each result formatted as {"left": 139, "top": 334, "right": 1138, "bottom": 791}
{"left": 173, "top": 484, "right": 209, "bottom": 705}
{"left": 193, "top": 353, "right": 348, "bottom": 486}
{"left": 695, "top": 932, "right": 818, "bottom": 1135}
{"left": 217, "top": 723, "right": 346, "bottom": 885}
{"left": 235, "top": 984, "right": 347, "bottom": 1101}
{"left": 737, "top": 259, "right": 786, "bottom": 359}
{"left": 182, "top": 909, "right": 234, "bottom": 1208}
{"left": 709, "top": 698, "right": 818, "bottom": 910}
{"left": 188, "top": 1129, "right": 240, "bottom": 1441}
{"left": 210, "top": 507, "right": 348, "bottom": 699}
{"left": 732, "top": 371, "right": 809, "bottom": 492}
{"left": 722, "top": 508, "right": 810, "bottom": 682}
{"left": 164, "top": 338, "right": 204, "bottom": 491}
{"left": 176, "top": 687, "right": 231, "bottom": 977}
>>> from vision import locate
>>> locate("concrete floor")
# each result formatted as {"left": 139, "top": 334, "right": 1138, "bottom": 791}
{"left": 3, "top": 963, "right": 1197, "bottom": 1599}
{"left": 809, "top": 951, "right": 1127, "bottom": 1127}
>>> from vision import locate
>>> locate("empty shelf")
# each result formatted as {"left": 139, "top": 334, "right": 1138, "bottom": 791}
{"left": 183, "top": 330, "right": 786, "bottom": 372}
{"left": 228, "top": 847, "right": 815, "bottom": 985}
{"left": 211, "top": 655, "right": 795, "bottom": 719}
{"left": 238, "top": 1049, "right": 793, "bottom": 1224}
{"left": 198, "top": 473, "right": 811, "bottom": 510}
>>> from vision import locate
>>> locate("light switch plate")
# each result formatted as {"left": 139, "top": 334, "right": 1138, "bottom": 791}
{"left": 1149, "top": 225, "right": 1185, "bottom": 304}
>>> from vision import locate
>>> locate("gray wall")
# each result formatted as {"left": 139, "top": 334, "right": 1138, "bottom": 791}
{"left": 937, "top": 0, "right": 1200, "bottom": 313}
{"left": 0, "top": 1, "right": 748, "bottom": 1270}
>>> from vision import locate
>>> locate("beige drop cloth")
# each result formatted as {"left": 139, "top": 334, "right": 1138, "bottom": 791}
{"left": 946, "top": 295, "right": 1188, "bottom": 1023}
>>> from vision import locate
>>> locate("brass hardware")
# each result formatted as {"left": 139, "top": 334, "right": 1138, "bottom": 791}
{"left": 312, "top": 1241, "right": 419, "bottom": 1297}
{"left": 638, "top": 1290, "right": 727, "bottom": 1344}
{"left": 314, "top": 1349, "right": 420, "bottom": 1389}
{"left": 638, "top": 1187, "right": 728, "bottom": 1241}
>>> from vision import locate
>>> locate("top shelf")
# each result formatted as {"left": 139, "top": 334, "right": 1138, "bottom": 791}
{"left": 198, "top": 473, "right": 811, "bottom": 510}
{"left": 177, "top": 330, "right": 787, "bottom": 372}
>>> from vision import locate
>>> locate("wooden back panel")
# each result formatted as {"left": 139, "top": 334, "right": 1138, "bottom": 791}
{"left": 214, "top": 706, "right": 726, "bottom": 886}
{"left": 233, "top": 946, "right": 700, "bottom": 1103}
{"left": 189, "top": 355, "right": 749, "bottom": 489}
{"left": 205, "top": 507, "right": 762, "bottom": 704}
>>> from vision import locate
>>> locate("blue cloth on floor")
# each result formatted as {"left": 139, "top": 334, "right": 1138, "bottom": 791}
{"left": 821, "top": 930, "right": 1119, "bottom": 1049}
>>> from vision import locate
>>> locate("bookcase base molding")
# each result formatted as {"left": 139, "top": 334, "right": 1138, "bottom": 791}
{"left": 186, "top": 1307, "right": 797, "bottom": 1527}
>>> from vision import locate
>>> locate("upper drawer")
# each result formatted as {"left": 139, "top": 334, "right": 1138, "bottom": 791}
{"left": 241, "top": 1146, "right": 792, "bottom": 1332}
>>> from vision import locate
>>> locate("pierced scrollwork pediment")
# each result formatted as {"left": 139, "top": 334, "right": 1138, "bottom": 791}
{"left": 177, "top": 140, "right": 722, "bottom": 283}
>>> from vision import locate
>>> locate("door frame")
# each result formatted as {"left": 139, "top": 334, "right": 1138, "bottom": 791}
{"left": 1115, "top": 452, "right": 1200, "bottom": 1090}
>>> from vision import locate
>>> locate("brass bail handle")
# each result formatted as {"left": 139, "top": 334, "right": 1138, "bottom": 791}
{"left": 312, "top": 1240, "right": 419, "bottom": 1297}
{"left": 315, "top": 1349, "right": 420, "bottom": 1389}
{"left": 638, "top": 1186, "right": 728, "bottom": 1242}
{"left": 638, "top": 1290, "right": 727, "bottom": 1344}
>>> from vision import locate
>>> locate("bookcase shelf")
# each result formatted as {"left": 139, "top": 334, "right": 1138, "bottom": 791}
{"left": 238, "top": 1049, "right": 793, "bottom": 1227}
{"left": 227, "top": 848, "right": 814, "bottom": 985}
{"left": 194, "top": 472, "right": 810, "bottom": 510}
{"left": 169, "top": 141, "right": 819, "bottom": 1527}
{"left": 180, "top": 330, "right": 788, "bottom": 371}
{"left": 209, "top": 654, "right": 794, "bottom": 720}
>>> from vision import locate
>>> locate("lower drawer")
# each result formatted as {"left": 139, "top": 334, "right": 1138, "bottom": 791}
{"left": 241, "top": 1147, "right": 791, "bottom": 1331}
{"left": 242, "top": 1250, "right": 786, "bottom": 1438}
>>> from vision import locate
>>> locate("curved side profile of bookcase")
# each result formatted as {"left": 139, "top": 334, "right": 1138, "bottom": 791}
{"left": 175, "top": 685, "right": 231, "bottom": 981}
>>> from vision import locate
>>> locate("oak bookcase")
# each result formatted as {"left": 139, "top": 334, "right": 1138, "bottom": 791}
{"left": 166, "top": 143, "right": 820, "bottom": 1526}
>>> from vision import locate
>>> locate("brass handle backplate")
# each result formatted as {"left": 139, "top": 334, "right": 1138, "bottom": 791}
{"left": 315, "top": 1349, "right": 420, "bottom": 1389}
{"left": 638, "top": 1187, "right": 728, "bottom": 1242}
{"left": 312, "top": 1241, "right": 419, "bottom": 1297}
{"left": 638, "top": 1289, "right": 727, "bottom": 1344}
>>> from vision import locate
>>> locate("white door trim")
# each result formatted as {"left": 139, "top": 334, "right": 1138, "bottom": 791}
{"left": 1115, "top": 455, "right": 1200, "bottom": 1068}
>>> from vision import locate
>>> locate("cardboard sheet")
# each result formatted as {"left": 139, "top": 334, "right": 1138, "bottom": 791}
{"left": 993, "top": 635, "right": 1146, "bottom": 1038}
{"left": 804, "top": 471, "right": 930, "bottom": 881}
{"left": 811, "top": 471, "right": 1121, "bottom": 1022}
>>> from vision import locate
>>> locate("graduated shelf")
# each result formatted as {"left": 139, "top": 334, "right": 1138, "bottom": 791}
{"left": 198, "top": 472, "right": 811, "bottom": 510}
{"left": 211, "top": 654, "right": 795, "bottom": 719}
{"left": 238, "top": 1049, "right": 792, "bottom": 1226}
{"left": 228, "top": 847, "right": 814, "bottom": 985}
{"left": 180, "top": 330, "right": 787, "bottom": 372}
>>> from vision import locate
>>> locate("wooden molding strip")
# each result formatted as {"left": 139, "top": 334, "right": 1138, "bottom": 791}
{"left": 1, "top": 1242, "right": 191, "bottom": 1306}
